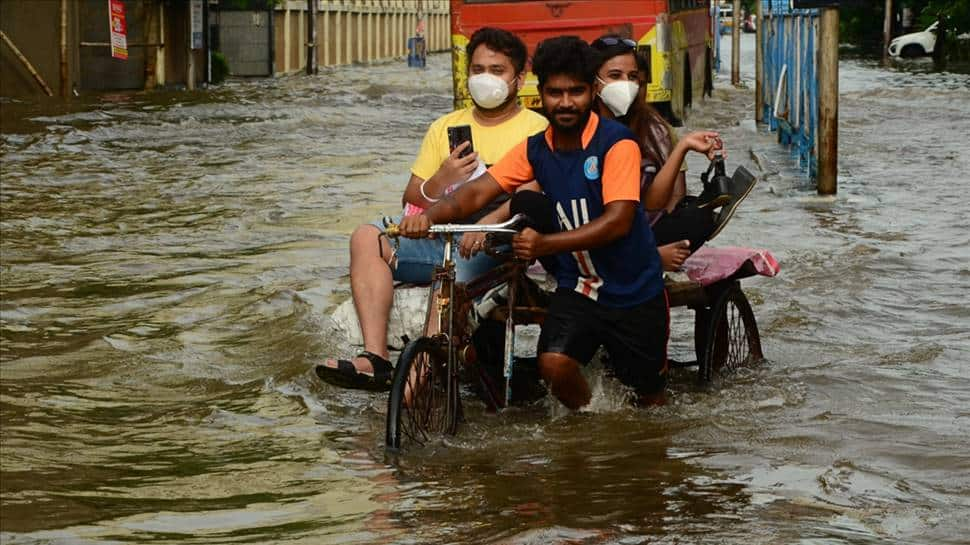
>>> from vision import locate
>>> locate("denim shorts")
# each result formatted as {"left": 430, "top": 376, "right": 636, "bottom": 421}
{"left": 370, "top": 216, "right": 499, "bottom": 284}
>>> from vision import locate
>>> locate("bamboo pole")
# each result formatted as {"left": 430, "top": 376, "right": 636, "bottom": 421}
{"left": 156, "top": 2, "right": 165, "bottom": 86}
{"left": 283, "top": 9, "right": 290, "bottom": 72}
{"left": 323, "top": 8, "right": 330, "bottom": 66}
{"left": 0, "top": 30, "right": 54, "bottom": 96}
{"left": 308, "top": 0, "right": 317, "bottom": 73}
{"left": 144, "top": 0, "right": 157, "bottom": 89}
{"left": 60, "top": 0, "right": 68, "bottom": 97}
{"left": 186, "top": 5, "right": 195, "bottom": 91}
{"left": 883, "top": 0, "right": 893, "bottom": 64}
{"left": 817, "top": 7, "right": 838, "bottom": 194}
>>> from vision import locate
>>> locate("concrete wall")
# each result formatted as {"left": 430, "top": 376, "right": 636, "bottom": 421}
{"left": 79, "top": 0, "right": 147, "bottom": 91}
{"left": 273, "top": 0, "right": 451, "bottom": 76}
{"left": 221, "top": 10, "right": 273, "bottom": 76}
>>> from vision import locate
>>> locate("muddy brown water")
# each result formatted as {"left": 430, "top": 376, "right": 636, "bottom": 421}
{"left": 2, "top": 35, "right": 969, "bottom": 544}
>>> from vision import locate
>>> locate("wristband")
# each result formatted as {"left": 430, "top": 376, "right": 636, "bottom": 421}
{"left": 419, "top": 179, "right": 440, "bottom": 203}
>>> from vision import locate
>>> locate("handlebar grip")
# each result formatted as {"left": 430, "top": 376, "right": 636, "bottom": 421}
{"left": 383, "top": 223, "right": 401, "bottom": 238}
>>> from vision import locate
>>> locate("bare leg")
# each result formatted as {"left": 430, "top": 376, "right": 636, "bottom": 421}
{"left": 538, "top": 352, "right": 591, "bottom": 410}
{"left": 323, "top": 224, "right": 393, "bottom": 374}
{"left": 657, "top": 240, "right": 691, "bottom": 271}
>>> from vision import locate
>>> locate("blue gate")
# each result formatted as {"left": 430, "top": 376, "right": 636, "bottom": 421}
{"left": 760, "top": 0, "right": 819, "bottom": 178}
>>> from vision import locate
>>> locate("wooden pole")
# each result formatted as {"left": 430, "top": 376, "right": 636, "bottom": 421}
{"left": 60, "top": 0, "right": 68, "bottom": 97}
{"left": 0, "top": 31, "right": 54, "bottom": 96}
{"left": 307, "top": 0, "right": 317, "bottom": 74}
{"left": 883, "top": 0, "right": 893, "bottom": 64}
{"left": 323, "top": 7, "right": 330, "bottom": 66}
{"left": 282, "top": 9, "right": 290, "bottom": 73}
{"left": 731, "top": 0, "right": 741, "bottom": 86}
{"left": 817, "top": 7, "right": 838, "bottom": 195}
{"left": 755, "top": 0, "right": 763, "bottom": 121}
{"left": 186, "top": 3, "right": 195, "bottom": 90}
{"left": 156, "top": 2, "right": 165, "bottom": 86}
{"left": 144, "top": 0, "right": 157, "bottom": 89}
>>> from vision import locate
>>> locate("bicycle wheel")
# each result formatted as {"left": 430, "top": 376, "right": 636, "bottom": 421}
{"left": 698, "top": 282, "right": 763, "bottom": 382}
{"left": 386, "top": 336, "right": 461, "bottom": 450}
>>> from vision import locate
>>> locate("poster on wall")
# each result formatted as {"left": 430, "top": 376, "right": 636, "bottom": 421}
{"left": 109, "top": 0, "right": 128, "bottom": 60}
{"left": 191, "top": 0, "right": 204, "bottom": 50}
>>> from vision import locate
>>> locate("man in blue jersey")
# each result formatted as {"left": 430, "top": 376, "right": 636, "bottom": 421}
{"left": 399, "top": 36, "right": 722, "bottom": 409}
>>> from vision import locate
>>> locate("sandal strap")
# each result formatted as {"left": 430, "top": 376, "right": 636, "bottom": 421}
{"left": 357, "top": 351, "right": 392, "bottom": 373}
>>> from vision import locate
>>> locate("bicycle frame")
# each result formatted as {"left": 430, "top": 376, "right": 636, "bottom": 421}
{"left": 389, "top": 214, "right": 529, "bottom": 408}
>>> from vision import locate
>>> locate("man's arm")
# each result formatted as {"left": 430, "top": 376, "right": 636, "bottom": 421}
{"left": 399, "top": 138, "right": 534, "bottom": 238}
{"left": 402, "top": 142, "right": 479, "bottom": 208}
{"left": 512, "top": 200, "right": 637, "bottom": 260}
{"left": 459, "top": 181, "right": 542, "bottom": 258}
{"left": 398, "top": 172, "right": 507, "bottom": 238}
{"left": 426, "top": 172, "right": 506, "bottom": 224}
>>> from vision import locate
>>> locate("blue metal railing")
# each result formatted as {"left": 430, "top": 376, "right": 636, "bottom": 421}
{"left": 761, "top": 0, "right": 819, "bottom": 178}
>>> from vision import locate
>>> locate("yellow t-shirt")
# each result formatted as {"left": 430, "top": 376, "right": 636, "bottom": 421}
{"left": 410, "top": 107, "right": 549, "bottom": 181}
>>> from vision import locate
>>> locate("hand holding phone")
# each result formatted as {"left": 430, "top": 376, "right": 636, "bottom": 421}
{"left": 447, "top": 125, "right": 474, "bottom": 159}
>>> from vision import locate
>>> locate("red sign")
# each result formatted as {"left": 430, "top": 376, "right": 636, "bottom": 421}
{"left": 109, "top": 0, "right": 128, "bottom": 60}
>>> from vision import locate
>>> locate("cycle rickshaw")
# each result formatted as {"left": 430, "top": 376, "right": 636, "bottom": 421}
{"left": 381, "top": 211, "right": 777, "bottom": 451}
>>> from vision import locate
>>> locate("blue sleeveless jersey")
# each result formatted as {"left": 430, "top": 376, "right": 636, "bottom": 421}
{"left": 526, "top": 118, "right": 663, "bottom": 308}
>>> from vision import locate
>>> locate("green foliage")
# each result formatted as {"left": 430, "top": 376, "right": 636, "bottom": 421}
{"left": 839, "top": 0, "right": 889, "bottom": 48}
{"left": 836, "top": 0, "right": 969, "bottom": 52}
{"left": 915, "top": 0, "right": 970, "bottom": 36}
{"left": 211, "top": 51, "right": 229, "bottom": 84}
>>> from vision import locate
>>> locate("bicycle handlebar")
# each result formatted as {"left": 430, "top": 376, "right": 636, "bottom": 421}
{"left": 383, "top": 213, "right": 527, "bottom": 238}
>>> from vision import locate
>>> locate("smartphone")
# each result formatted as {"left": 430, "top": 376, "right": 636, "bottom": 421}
{"left": 447, "top": 125, "right": 474, "bottom": 158}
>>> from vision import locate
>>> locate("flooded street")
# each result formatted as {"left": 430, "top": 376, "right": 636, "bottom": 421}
{"left": 2, "top": 34, "right": 969, "bottom": 544}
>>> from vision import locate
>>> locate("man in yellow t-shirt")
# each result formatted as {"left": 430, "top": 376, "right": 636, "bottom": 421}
{"left": 316, "top": 27, "right": 548, "bottom": 391}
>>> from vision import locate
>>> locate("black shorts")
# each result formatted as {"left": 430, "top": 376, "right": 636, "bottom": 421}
{"left": 538, "top": 288, "right": 669, "bottom": 394}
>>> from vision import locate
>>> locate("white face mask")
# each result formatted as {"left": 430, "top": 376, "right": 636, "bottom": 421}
{"left": 468, "top": 73, "right": 512, "bottom": 110}
{"left": 597, "top": 78, "right": 640, "bottom": 117}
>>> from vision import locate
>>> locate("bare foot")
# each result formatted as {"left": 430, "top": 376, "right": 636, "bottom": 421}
{"left": 658, "top": 240, "right": 690, "bottom": 271}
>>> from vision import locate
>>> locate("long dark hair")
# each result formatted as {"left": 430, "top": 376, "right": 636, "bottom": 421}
{"left": 591, "top": 35, "right": 672, "bottom": 166}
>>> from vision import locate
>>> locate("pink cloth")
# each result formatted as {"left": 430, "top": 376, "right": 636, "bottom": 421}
{"left": 682, "top": 246, "right": 780, "bottom": 286}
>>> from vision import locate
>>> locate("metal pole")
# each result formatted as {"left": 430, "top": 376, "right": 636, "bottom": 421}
{"left": 307, "top": 0, "right": 317, "bottom": 74}
{"left": 817, "top": 7, "right": 838, "bottom": 194}
{"left": 883, "top": 0, "right": 893, "bottom": 64}
{"left": 731, "top": 0, "right": 740, "bottom": 86}
{"left": 755, "top": 0, "right": 763, "bottom": 121}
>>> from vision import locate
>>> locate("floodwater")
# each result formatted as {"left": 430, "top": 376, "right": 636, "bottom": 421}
{"left": 2, "top": 35, "right": 968, "bottom": 544}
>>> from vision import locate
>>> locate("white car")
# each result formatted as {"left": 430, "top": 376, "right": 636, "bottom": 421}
{"left": 888, "top": 21, "right": 938, "bottom": 58}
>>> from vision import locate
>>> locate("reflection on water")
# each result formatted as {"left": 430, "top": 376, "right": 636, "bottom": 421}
{"left": 2, "top": 37, "right": 969, "bottom": 544}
